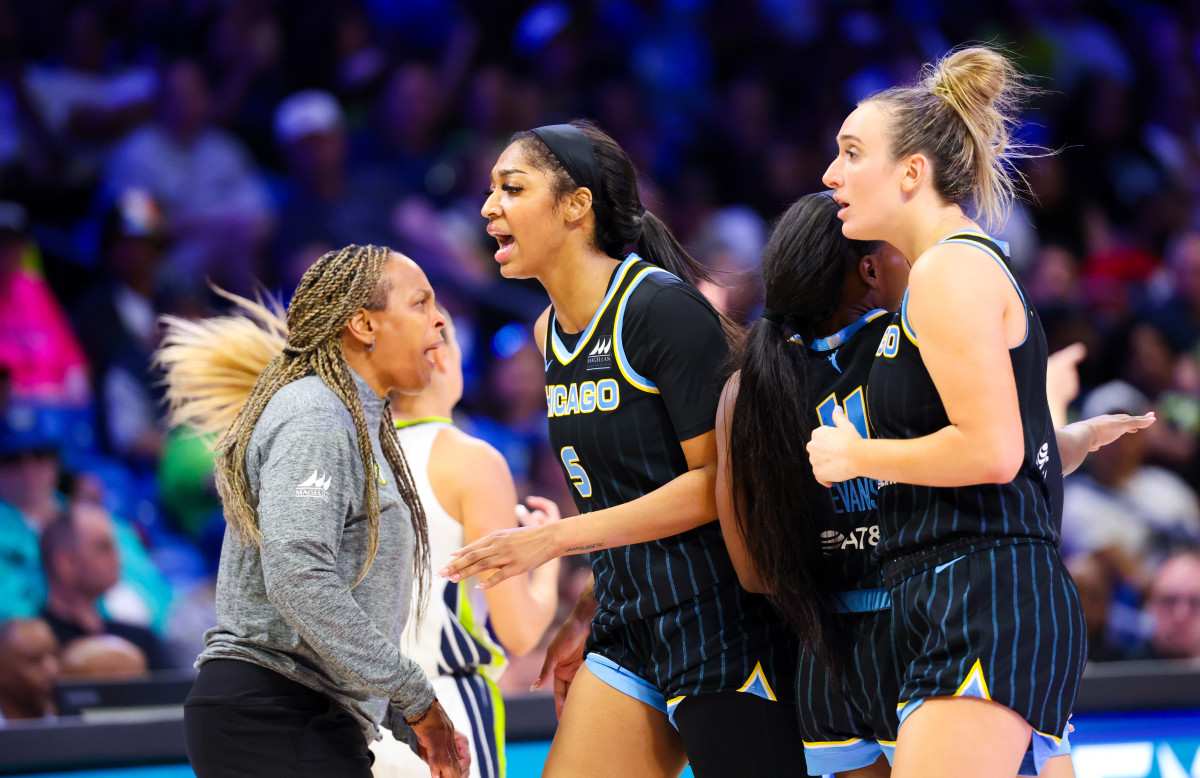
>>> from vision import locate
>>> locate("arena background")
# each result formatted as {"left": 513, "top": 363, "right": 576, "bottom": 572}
{"left": 0, "top": 0, "right": 1198, "bottom": 775}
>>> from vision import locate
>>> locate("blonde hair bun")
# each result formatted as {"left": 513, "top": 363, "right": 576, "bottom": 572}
{"left": 866, "top": 44, "right": 1042, "bottom": 232}
{"left": 928, "top": 47, "right": 1018, "bottom": 117}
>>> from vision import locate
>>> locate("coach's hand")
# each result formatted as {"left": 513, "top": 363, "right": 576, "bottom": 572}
{"left": 807, "top": 407, "right": 863, "bottom": 487}
{"left": 440, "top": 523, "right": 560, "bottom": 589}
{"left": 412, "top": 700, "right": 470, "bottom": 777}
{"left": 533, "top": 583, "right": 595, "bottom": 718}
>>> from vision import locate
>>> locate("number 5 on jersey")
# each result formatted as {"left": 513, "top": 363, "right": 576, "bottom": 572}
{"left": 560, "top": 446, "right": 592, "bottom": 498}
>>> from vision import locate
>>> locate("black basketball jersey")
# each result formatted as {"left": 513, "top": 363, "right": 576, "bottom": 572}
{"left": 804, "top": 310, "right": 891, "bottom": 590}
{"left": 867, "top": 232, "right": 1064, "bottom": 559}
{"left": 544, "top": 255, "right": 736, "bottom": 623}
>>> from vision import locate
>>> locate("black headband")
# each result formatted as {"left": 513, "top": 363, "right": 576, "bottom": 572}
{"left": 531, "top": 124, "right": 600, "bottom": 194}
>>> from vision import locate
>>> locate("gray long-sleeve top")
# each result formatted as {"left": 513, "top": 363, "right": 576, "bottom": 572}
{"left": 197, "top": 369, "right": 435, "bottom": 742}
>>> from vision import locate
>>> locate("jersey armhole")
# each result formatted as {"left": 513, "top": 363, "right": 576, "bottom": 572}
{"left": 613, "top": 268, "right": 671, "bottom": 394}
{"left": 930, "top": 233, "right": 1029, "bottom": 348}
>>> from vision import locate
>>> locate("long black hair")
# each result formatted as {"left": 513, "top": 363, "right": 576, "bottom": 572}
{"left": 511, "top": 120, "right": 716, "bottom": 290}
{"left": 727, "top": 193, "right": 881, "bottom": 664}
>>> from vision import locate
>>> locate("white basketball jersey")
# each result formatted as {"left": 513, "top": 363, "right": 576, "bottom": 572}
{"left": 395, "top": 421, "right": 506, "bottom": 679}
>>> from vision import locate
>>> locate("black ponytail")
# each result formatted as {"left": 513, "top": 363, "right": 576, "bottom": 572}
{"left": 727, "top": 193, "right": 881, "bottom": 667}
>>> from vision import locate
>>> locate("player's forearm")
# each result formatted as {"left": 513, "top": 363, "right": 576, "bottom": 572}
{"left": 1055, "top": 423, "right": 1094, "bottom": 476}
{"left": 548, "top": 465, "right": 718, "bottom": 555}
{"left": 846, "top": 425, "right": 1023, "bottom": 487}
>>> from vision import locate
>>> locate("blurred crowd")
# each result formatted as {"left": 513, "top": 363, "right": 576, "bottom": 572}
{"left": 2, "top": 0, "right": 1200, "bottom": 725}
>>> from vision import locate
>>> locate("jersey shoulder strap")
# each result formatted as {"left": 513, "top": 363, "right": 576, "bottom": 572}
{"left": 935, "top": 231, "right": 1026, "bottom": 307}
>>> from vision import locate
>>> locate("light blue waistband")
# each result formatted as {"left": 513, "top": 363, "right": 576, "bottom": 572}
{"left": 833, "top": 587, "right": 891, "bottom": 613}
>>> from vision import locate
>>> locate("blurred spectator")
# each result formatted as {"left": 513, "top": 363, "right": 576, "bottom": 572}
{"left": 1142, "top": 550, "right": 1200, "bottom": 661}
{"left": 694, "top": 76, "right": 780, "bottom": 215}
{"left": 350, "top": 61, "right": 462, "bottom": 201}
{"left": 203, "top": 0, "right": 286, "bottom": 161}
{"left": 692, "top": 205, "right": 767, "bottom": 323}
{"left": 156, "top": 426, "right": 221, "bottom": 564}
{"left": 39, "top": 505, "right": 173, "bottom": 670}
{"left": 103, "top": 60, "right": 273, "bottom": 294}
{"left": 1144, "top": 231, "right": 1200, "bottom": 353}
{"left": 59, "top": 633, "right": 148, "bottom": 680}
{"left": 0, "top": 423, "right": 56, "bottom": 620}
{"left": 0, "top": 617, "right": 58, "bottom": 724}
{"left": 1067, "top": 551, "right": 1139, "bottom": 663}
{"left": 72, "top": 189, "right": 168, "bottom": 464}
{"left": 1093, "top": 319, "right": 1180, "bottom": 401}
{"left": 389, "top": 196, "right": 496, "bottom": 290}
{"left": 270, "top": 89, "right": 404, "bottom": 286}
{"left": 329, "top": 4, "right": 389, "bottom": 109}
{"left": 0, "top": 201, "right": 91, "bottom": 406}
{"left": 0, "top": 418, "right": 174, "bottom": 630}
{"left": 467, "top": 344, "right": 552, "bottom": 496}
{"left": 21, "top": 6, "right": 156, "bottom": 184}
{"left": 0, "top": 360, "right": 12, "bottom": 414}
{"left": 1062, "top": 381, "right": 1200, "bottom": 578}
{"left": 1027, "top": 244, "right": 1082, "bottom": 311}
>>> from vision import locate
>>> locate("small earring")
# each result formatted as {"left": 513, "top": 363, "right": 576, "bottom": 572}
{"left": 366, "top": 341, "right": 375, "bottom": 352}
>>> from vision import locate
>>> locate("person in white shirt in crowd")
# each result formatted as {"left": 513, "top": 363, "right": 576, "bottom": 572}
{"left": 21, "top": 6, "right": 156, "bottom": 182}
{"left": 1061, "top": 380, "right": 1200, "bottom": 586}
{"left": 104, "top": 59, "right": 273, "bottom": 294}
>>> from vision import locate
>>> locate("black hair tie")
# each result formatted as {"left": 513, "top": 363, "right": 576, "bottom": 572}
{"left": 760, "top": 308, "right": 785, "bottom": 326}
{"left": 631, "top": 205, "right": 647, "bottom": 235}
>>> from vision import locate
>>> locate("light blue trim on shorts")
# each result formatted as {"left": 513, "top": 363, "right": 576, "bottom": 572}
{"left": 833, "top": 587, "right": 891, "bottom": 613}
{"left": 803, "top": 737, "right": 885, "bottom": 776}
{"left": 585, "top": 653, "right": 668, "bottom": 715}
{"left": 1021, "top": 727, "right": 1071, "bottom": 776}
{"left": 895, "top": 698, "right": 1070, "bottom": 776}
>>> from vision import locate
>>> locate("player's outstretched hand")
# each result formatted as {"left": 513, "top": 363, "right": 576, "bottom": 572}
{"left": 1081, "top": 412, "right": 1156, "bottom": 451}
{"left": 440, "top": 523, "right": 560, "bottom": 589}
{"left": 807, "top": 407, "right": 864, "bottom": 487}
{"left": 412, "top": 701, "right": 470, "bottom": 778}
{"left": 532, "top": 595, "right": 594, "bottom": 718}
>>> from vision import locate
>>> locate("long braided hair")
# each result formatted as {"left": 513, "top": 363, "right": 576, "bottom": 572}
{"left": 157, "top": 245, "right": 429, "bottom": 601}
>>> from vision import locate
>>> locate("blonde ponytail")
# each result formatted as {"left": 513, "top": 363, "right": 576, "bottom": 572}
{"left": 156, "top": 291, "right": 288, "bottom": 440}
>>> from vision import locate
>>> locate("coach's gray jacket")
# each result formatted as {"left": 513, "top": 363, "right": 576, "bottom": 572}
{"left": 197, "top": 369, "right": 434, "bottom": 743}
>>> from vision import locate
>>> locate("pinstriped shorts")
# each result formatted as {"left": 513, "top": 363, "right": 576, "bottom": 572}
{"left": 886, "top": 538, "right": 1085, "bottom": 776}
{"left": 797, "top": 608, "right": 902, "bottom": 775}
{"left": 586, "top": 573, "right": 798, "bottom": 704}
